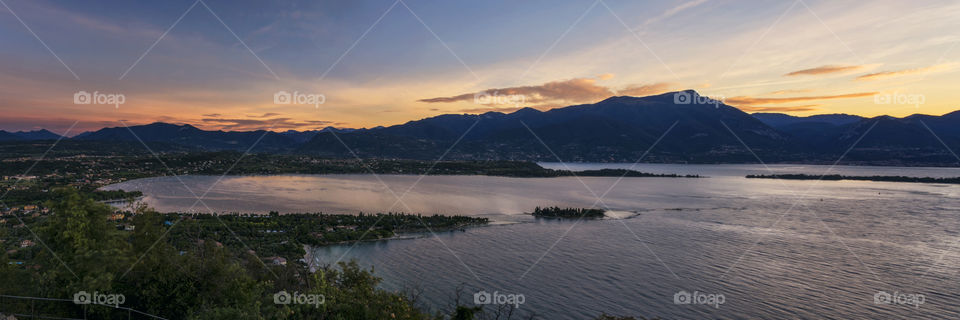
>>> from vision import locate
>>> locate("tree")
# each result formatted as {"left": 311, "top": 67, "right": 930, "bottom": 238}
{"left": 36, "top": 188, "right": 131, "bottom": 317}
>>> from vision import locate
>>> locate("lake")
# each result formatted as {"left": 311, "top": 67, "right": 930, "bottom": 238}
{"left": 104, "top": 163, "right": 960, "bottom": 319}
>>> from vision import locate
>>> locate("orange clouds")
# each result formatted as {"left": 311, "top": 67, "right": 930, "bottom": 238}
{"left": 731, "top": 88, "right": 874, "bottom": 113}
{"left": 725, "top": 92, "right": 876, "bottom": 106}
{"left": 200, "top": 117, "right": 333, "bottom": 131}
{"left": 419, "top": 78, "right": 615, "bottom": 105}
{"left": 616, "top": 83, "right": 675, "bottom": 96}
{"left": 420, "top": 77, "right": 673, "bottom": 114}
{"left": 785, "top": 65, "right": 863, "bottom": 76}
{"left": 767, "top": 89, "right": 813, "bottom": 95}
{"left": 856, "top": 63, "right": 957, "bottom": 81}
{"left": 458, "top": 106, "right": 526, "bottom": 114}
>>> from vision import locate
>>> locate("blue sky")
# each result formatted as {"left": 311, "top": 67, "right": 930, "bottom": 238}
{"left": 1, "top": 0, "right": 959, "bottom": 134}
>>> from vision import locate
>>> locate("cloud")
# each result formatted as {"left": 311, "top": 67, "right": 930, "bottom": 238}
{"left": 856, "top": 63, "right": 958, "bottom": 80}
{"left": 202, "top": 113, "right": 222, "bottom": 117}
{"left": 420, "top": 77, "right": 673, "bottom": 110}
{"left": 246, "top": 112, "right": 281, "bottom": 118}
{"left": 642, "top": 0, "right": 709, "bottom": 27}
{"left": 785, "top": 65, "right": 863, "bottom": 76}
{"left": 419, "top": 77, "right": 615, "bottom": 105}
{"left": 616, "top": 83, "right": 674, "bottom": 96}
{"left": 200, "top": 117, "right": 332, "bottom": 131}
{"left": 737, "top": 104, "right": 819, "bottom": 112}
{"left": 725, "top": 92, "right": 876, "bottom": 106}
{"left": 597, "top": 73, "right": 615, "bottom": 80}
{"left": 458, "top": 106, "right": 525, "bottom": 114}
{"left": 767, "top": 89, "right": 813, "bottom": 95}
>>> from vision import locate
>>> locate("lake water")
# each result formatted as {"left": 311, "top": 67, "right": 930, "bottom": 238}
{"left": 104, "top": 163, "right": 960, "bottom": 319}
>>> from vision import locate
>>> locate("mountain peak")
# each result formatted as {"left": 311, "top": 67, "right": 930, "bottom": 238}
{"left": 598, "top": 95, "right": 640, "bottom": 104}
{"left": 512, "top": 107, "right": 541, "bottom": 115}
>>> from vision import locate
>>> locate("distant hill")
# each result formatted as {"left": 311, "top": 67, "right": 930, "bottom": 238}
{"left": 0, "top": 129, "right": 64, "bottom": 141}
{"left": 13, "top": 129, "right": 63, "bottom": 140}
{"left": 0, "top": 131, "right": 22, "bottom": 141}
{"left": 73, "top": 122, "right": 299, "bottom": 152}
{"left": 277, "top": 130, "right": 320, "bottom": 143}
{"left": 16, "top": 91, "right": 960, "bottom": 165}
{"left": 752, "top": 113, "right": 863, "bottom": 127}
{"left": 752, "top": 113, "right": 865, "bottom": 149}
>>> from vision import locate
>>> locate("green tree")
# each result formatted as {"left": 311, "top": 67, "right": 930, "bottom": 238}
{"left": 36, "top": 188, "right": 131, "bottom": 317}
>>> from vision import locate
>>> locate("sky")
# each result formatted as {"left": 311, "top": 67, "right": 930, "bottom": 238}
{"left": 1, "top": 0, "right": 958, "bottom": 135}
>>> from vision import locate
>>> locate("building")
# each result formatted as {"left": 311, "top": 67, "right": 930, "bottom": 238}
{"left": 265, "top": 256, "right": 287, "bottom": 266}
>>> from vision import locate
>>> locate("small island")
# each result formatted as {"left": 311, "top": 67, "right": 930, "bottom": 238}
{"left": 529, "top": 206, "right": 606, "bottom": 219}
{"left": 746, "top": 174, "right": 960, "bottom": 184}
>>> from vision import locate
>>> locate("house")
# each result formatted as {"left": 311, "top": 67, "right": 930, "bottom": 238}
{"left": 265, "top": 256, "right": 287, "bottom": 266}
{"left": 20, "top": 240, "right": 35, "bottom": 248}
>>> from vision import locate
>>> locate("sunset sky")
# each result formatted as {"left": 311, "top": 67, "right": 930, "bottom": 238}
{"left": 1, "top": 0, "right": 958, "bottom": 135}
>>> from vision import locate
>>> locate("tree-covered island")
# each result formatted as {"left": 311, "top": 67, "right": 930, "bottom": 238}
{"left": 529, "top": 206, "right": 606, "bottom": 219}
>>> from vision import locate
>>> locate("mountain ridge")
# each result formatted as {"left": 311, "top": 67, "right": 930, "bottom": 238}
{"left": 8, "top": 90, "right": 960, "bottom": 165}
{"left": 0, "top": 129, "right": 65, "bottom": 141}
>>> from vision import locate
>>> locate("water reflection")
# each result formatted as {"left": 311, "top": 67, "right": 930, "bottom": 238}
{"left": 104, "top": 164, "right": 960, "bottom": 319}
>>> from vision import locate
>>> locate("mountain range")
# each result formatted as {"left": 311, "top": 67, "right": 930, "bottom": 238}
{"left": 5, "top": 90, "right": 960, "bottom": 165}
{"left": 0, "top": 129, "right": 64, "bottom": 141}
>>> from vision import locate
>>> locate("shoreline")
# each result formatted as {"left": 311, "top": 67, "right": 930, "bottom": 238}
{"left": 746, "top": 174, "right": 960, "bottom": 184}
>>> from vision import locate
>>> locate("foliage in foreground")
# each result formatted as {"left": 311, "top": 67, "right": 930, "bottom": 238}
{"left": 0, "top": 188, "right": 653, "bottom": 319}
{"left": 0, "top": 189, "right": 438, "bottom": 319}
